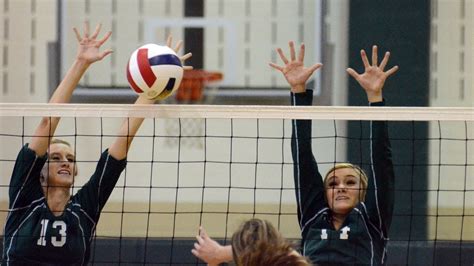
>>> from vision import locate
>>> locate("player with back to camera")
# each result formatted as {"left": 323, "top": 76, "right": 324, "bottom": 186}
{"left": 269, "top": 41, "right": 397, "bottom": 265}
{"left": 2, "top": 23, "right": 191, "bottom": 265}
{"left": 192, "top": 218, "right": 312, "bottom": 266}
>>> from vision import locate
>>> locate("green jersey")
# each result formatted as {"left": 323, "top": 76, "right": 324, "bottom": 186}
{"left": 291, "top": 91, "right": 395, "bottom": 265}
{"left": 2, "top": 145, "right": 126, "bottom": 265}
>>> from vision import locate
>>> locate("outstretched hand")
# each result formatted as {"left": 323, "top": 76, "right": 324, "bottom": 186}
{"left": 269, "top": 41, "right": 322, "bottom": 93}
{"left": 166, "top": 36, "right": 193, "bottom": 70}
{"left": 347, "top": 45, "right": 398, "bottom": 103}
{"left": 73, "top": 22, "right": 112, "bottom": 65}
{"left": 191, "top": 227, "right": 230, "bottom": 266}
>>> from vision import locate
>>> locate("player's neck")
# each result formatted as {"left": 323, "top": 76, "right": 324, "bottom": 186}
{"left": 331, "top": 213, "right": 348, "bottom": 230}
{"left": 43, "top": 187, "right": 71, "bottom": 216}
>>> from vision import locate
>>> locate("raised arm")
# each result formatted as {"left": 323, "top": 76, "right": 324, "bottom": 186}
{"left": 107, "top": 37, "right": 192, "bottom": 160}
{"left": 29, "top": 23, "right": 112, "bottom": 156}
{"left": 347, "top": 45, "right": 397, "bottom": 233}
{"left": 270, "top": 42, "right": 326, "bottom": 231}
{"left": 74, "top": 37, "right": 192, "bottom": 217}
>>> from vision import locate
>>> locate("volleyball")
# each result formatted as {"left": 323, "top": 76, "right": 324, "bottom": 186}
{"left": 126, "top": 44, "right": 183, "bottom": 100}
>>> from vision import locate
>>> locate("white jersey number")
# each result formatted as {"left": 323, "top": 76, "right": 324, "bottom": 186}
{"left": 36, "top": 219, "right": 67, "bottom": 247}
{"left": 340, "top": 226, "right": 350, "bottom": 239}
{"left": 320, "top": 226, "right": 351, "bottom": 240}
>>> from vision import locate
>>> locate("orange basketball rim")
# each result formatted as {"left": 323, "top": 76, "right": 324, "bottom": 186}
{"left": 176, "top": 69, "right": 223, "bottom": 102}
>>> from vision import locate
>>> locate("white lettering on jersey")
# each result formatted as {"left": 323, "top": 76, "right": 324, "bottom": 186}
{"left": 36, "top": 219, "right": 67, "bottom": 247}
{"left": 36, "top": 219, "right": 49, "bottom": 246}
{"left": 340, "top": 226, "right": 350, "bottom": 240}
{"left": 321, "top": 229, "right": 328, "bottom": 239}
{"left": 51, "top": 221, "right": 67, "bottom": 247}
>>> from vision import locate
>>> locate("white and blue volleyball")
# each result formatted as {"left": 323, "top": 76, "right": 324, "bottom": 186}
{"left": 126, "top": 44, "right": 183, "bottom": 100}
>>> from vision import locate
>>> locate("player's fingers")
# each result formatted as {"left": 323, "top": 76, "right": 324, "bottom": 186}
{"left": 98, "top": 31, "right": 112, "bottom": 46}
{"left": 183, "top": 65, "right": 194, "bottom": 70}
{"left": 196, "top": 235, "right": 204, "bottom": 244}
{"left": 385, "top": 65, "right": 399, "bottom": 77}
{"left": 193, "top": 243, "right": 201, "bottom": 251}
{"left": 269, "top": 62, "right": 284, "bottom": 72}
{"left": 199, "top": 227, "right": 209, "bottom": 239}
{"left": 73, "top": 27, "right": 82, "bottom": 42}
{"left": 361, "top": 49, "right": 370, "bottom": 69}
{"left": 191, "top": 249, "right": 199, "bottom": 257}
{"left": 84, "top": 21, "right": 90, "bottom": 38}
{"left": 276, "top": 48, "right": 289, "bottom": 65}
{"left": 379, "top": 51, "right": 390, "bottom": 71}
{"left": 180, "top": 52, "right": 192, "bottom": 61}
{"left": 346, "top": 68, "right": 360, "bottom": 80}
{"left": 166, "top": 35, "right": 172, "bottom": 47}
{"left": 90, "top": 23, "right": 102, "bottom": 39}
{"left": 298, "top": 43, "right": 305, "bottom": 62}
{"left": 174, "top": 40, "right": 183, "bottom": 53}
{"left": 371, "top": 45, "right": 378, "bottom": 66}
{"left": 308, "top": 63, "right": 323, "bottom": 74}
{"left": 289, "top": 41, "right": 296, "bottom": 61}
{"left": 99, "top": 49, "right": 113, "bottom": 60}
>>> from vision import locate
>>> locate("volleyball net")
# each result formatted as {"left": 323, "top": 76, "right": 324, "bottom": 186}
{"left": 0, "top": 104, "right": 473, "bottom": 265}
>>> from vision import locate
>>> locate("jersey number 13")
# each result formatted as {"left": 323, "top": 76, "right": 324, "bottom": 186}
{"left": 37, "top": 219, "right": 67, "bottom": 247}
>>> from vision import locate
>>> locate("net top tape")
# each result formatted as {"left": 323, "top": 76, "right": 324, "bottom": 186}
{"left": 0, "top": 103, "right": 473, "bottom": 121}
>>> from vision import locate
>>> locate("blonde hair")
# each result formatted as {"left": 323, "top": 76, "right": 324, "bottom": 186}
{"left": 44, "top": 138, "right": 78, "bottom": 176}
{"left": 324, "top": 163, "right": 368, "bottom": 202}
{"left": 231, "top": 219, "right": 311, "bottom": 266}
{"left": 50, "top": 138, "right": 72, "bottom": 147}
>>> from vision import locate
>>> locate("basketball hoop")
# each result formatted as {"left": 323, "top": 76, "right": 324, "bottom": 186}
{"left": 175, "top": 69, "right": 223, "bottom": 102}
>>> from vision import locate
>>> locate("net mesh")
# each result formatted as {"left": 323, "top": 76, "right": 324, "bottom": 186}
{"left": 0, "top": 104, "right": 473, "bottom": 265}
